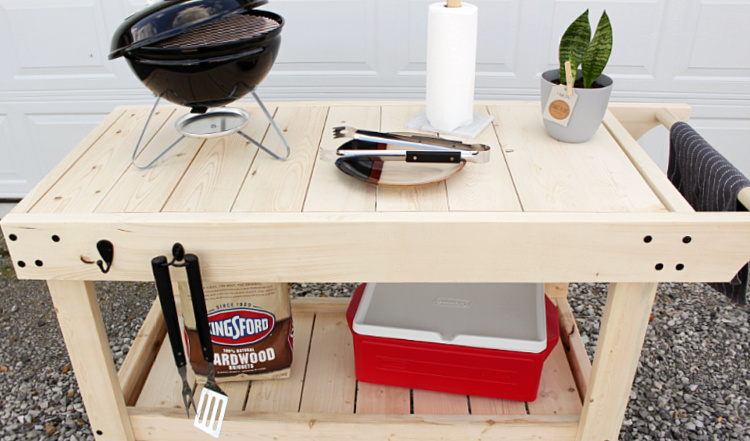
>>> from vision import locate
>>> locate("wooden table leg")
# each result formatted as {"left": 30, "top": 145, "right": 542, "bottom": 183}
{"left": 575, "top": 282, "right": 658, "bottom": 441}
{"left": 48, "top": 280, "right": 135, "bottom": 441}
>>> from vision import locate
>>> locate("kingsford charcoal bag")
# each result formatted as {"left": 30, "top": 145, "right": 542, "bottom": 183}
{"left": 179, "top": 282, "right": 293, "bottom": 382}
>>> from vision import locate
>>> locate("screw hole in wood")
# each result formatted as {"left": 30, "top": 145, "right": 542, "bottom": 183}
{"left": 9, "top": 234, "right": 17, "bottom": 241}
{"left": 643, "top": 235, "right": 652, "bottom": 243}
{"left": 52, "top": 235, "right": 60, "bottom": 242}
{"left": 655, "top": 263, "right": 664, "bottom": 270}
{"left": 676, "top": 264, "right": 685, "bottom": 271}
{"left": 17, "top": 261, "right": 25, "bottom": 268}
{"left": 683, "top": 236, "right": 692, "bottom": 244}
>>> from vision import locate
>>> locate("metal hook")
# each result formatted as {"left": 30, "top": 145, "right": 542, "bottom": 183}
{"left": 96, "top": 240, "right": 114, "bottom": 274}
{"left": 172, "top": 243, "right": 185, "bottom": 262}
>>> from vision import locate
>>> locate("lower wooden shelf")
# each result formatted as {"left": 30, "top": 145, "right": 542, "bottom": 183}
{"left": 118, "top": 296, "right": 589, "bottom": 440}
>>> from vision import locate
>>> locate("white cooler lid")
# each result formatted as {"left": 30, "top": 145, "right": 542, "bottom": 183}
{"left": 352, "top": 283, "right": 547, "bottom": 353}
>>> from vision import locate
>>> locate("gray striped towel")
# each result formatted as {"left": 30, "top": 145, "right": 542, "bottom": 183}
{"left": 668, "top": 121, "right": 750, "bottom": 305}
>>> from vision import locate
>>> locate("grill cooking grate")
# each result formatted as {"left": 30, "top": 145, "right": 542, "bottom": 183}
{"left": 154, "top": 14, "right": 279, "bottom": 48}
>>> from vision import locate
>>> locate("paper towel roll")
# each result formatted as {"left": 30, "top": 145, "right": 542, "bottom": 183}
{"left": 425, "top": 2, "right": 478, "bottom": 133}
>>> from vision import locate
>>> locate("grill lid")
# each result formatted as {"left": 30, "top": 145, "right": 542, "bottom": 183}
{"left": 109, "top": 0, "right": 268, "bottom": 60}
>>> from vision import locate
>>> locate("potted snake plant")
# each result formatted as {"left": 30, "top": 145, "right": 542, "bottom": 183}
{"left": 541, "top": 9, "right": 613, "bottom": 142}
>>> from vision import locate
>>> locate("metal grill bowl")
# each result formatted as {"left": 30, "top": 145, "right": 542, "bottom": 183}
{"left": 112, "top": 2, "right": 283, "bottom": 112}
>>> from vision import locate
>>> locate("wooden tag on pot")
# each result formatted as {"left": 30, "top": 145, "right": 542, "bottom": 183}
{"left": 543, "top": 85, "right": 578, "bottom": 127}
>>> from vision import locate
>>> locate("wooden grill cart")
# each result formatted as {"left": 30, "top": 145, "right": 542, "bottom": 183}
{"left": 3, "top": 101, "right": 750, "bottom": 441}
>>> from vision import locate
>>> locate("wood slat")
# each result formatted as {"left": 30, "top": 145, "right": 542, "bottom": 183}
{"left": 299, "top": 313, "right": 356, "bottom": 413}
{"left": 232, "top": 105, "right": 329, "bottom": 212}
{"left": 412, "top": 390, "right": 469, "bottom": 415}
{"left": 355, "top": 383, "right": 411, "bottom": 415}
{"left": 445, "top": 104, "right": 522, "bottom": 212}
{"left": 162, "top": 105, "right": 272, "bottom": 213}
{"left": 303, "top": 105, "right": 379, "bottom": 212}
{"left": 555, "top": 298, "right": 592, "bottom": 401}
{"left": 31, "top": 107, "right": 174, "bottom": 214}
{"left": 487, "top": 103, "right": 666, "bottom": 213}
{"left": 245, "top": 312, "right": 315, "bottom": 413}
{"left": 376, "top": 105, "right": 449, "bottom": 212}
{"left": 129, "top": 408, "right": 579, "bottom": 441}
{"left": 607, "top": 102, "right": 691, "bottom": 141}
{"left": 7, "top": 210, "right": 750, "bottom": 283}
{"left": 14, "top": 108, "right": 127, "bottom": 214}
{"left": 95, "top": 110, "right": 204, "bottom": 213}
{"left": 527, "top": 342, "right": 583, "bottom": 416}
{"left": 291, "top": 297, "right": 350, "bottom": 314}
{"left": 469, "top": 396, "right": 527, "bottom": 415}
{"left": 225, "top": 382, "right": 251, "bottom": 410}
{"left": 602, "top": 111, "right": 695, "bottom": 213}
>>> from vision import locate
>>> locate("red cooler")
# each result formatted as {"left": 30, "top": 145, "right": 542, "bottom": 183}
{"left": 346, "top": 283, "right": 559, "bottom": 402}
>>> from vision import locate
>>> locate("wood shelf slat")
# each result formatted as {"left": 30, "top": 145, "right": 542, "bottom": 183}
{"left": 355, "top": 383, "right": 411, "bottom": 415}
{"left": 245, "top": 312, "right": 315, "bottom": 413}
{"left": 299, "top": 312, "right": 357, "bottom": 413}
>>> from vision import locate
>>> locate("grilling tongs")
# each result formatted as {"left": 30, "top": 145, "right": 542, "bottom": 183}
{"left": 151, "top": 250, "right": 228, "bottom": 436}
{"left": 332, "top": 126, "right": 490, "bottom": 164}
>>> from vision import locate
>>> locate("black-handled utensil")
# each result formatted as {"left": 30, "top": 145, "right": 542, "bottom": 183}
{"left": 332, "top": 125, "right": 490, "bottom": 163}
{"left": 184, "top": 253, "right": 227, "bottom": 438}
{"left": 151, "top": 256, "right": 195, "bottom": 418}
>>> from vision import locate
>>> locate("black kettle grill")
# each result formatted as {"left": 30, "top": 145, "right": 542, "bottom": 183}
{"left": 110, "top": 0, "right": 290, "bottom": 168}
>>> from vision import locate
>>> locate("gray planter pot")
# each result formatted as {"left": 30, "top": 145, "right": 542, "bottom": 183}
{"left": 540, "top": 69, "right": 613, "bottom": 143}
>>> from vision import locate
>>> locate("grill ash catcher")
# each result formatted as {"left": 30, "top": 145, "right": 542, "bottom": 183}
{"left": 109, "top": 0, "right": 290, "bottom": 169}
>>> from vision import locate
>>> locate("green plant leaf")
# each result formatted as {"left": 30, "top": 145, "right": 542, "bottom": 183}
{"left": 558, "top": 9, "right": 590, "bottom": 84}
{"left": 582, "top": 10, "right": 612, "bottom": 88}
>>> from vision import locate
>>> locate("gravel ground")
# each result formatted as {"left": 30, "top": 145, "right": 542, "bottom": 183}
{"left": 568, "top": 283, "right": 749, "bottom": 441}
{"left": 0, "top": 232, "right": 748, "bottom": 440}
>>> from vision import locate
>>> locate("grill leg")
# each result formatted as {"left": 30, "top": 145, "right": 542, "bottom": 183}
{"left": 237, "top": 89, "right": 291, "bottom": 161}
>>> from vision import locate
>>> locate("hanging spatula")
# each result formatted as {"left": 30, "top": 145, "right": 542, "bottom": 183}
{"left": 184, "top": 253, "right": 228, "bottom": 438}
